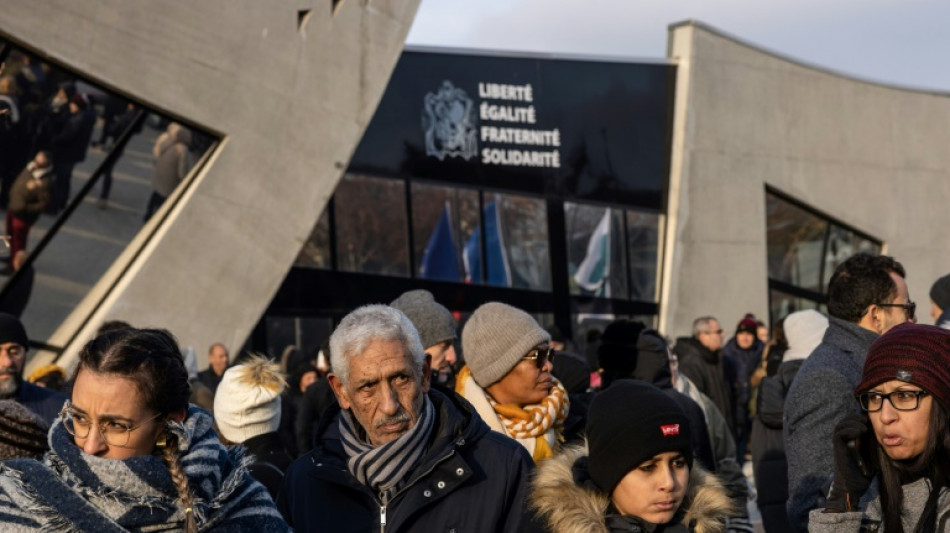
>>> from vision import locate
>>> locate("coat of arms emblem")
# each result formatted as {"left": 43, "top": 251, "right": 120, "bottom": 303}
{"left": 422, "top": 80, "right": 477, "bottom": 161}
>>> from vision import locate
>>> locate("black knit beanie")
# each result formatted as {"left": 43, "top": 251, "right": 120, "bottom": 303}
{"left": 597, "top": 320, "right": 646, "bottom": 376}
{"left": 586, "top": 380, "right": 692, "bottom": 495}
{"left": 931, "top": 274, "right": 950, "bottom": 311}
{"left": 0, "top": 314, "right": 28, "bottom": 349}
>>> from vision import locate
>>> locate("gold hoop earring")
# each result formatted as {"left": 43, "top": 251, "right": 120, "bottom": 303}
{"left": 155, "top": 433, "right": 167, "bottom": 448}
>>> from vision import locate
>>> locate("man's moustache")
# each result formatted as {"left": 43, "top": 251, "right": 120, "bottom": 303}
{"left": 375, "top": 413, "right": 411, "bottom": 429}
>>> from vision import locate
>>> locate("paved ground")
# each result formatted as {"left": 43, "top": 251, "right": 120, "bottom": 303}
{"left": 2, "top": 118, "right": 163, "bottom": 342}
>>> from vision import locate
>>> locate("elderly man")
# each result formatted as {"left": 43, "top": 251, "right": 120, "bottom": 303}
{"left": 198, "top": 342, "right": 229, "bottom": 394}
{"left": 0, "top": 313, "right": 65, "bottom": 425}
{"left": 673, "top": 316, "right": 736, "bottom": 436}
{"left": 279, "top": 304, "right": 538, "bottom": 532}
{"left": 785, "top": 253, "right": 912, "bottom": 531}
{"left": 455, "top": 302, "right": 570, "bottom": 463}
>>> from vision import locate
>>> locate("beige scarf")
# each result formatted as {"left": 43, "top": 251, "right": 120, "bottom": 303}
{"left": 488, "top": 377, "right": 569, "bottom": 462}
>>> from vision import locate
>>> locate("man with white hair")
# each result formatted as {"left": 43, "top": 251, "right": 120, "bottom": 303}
{"left": 278, "top": 304, "right": 539, "bottom": 532}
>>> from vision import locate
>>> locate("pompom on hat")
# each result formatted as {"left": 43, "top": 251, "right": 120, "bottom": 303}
{"left": 213, "top": 356, "right": 286, "bottom": 444}
{"left": 855, "top": 322, "right": 950, "bottom": 409}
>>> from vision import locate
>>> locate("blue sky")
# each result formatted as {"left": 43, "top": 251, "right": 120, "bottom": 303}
{"left": 407, "top": 0, "right": 950, "bottom": 91}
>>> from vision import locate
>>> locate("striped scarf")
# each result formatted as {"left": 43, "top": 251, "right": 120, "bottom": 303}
{"left": 489, "top": 378, "right": 569, "bottom": 462}
{"left": 338, "top": 394, "right": 435, "bottom": 505}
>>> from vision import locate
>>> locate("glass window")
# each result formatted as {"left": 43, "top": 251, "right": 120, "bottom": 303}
{"left": 823, "top": 225, "right": 881, "bottom": 289}
{"left": 769, "top": 289, "right": 824, "bottom": 323}
{"left": 333, "top": 173, "right": 409, "bottom": 277}
{"left": 626, "top": 210, "right": 660, "bottom": 302}
{"left": 295, "top": 206, "right": 331, "bottom": 269}
{"left": 410, "top": 183, "right": 478, "bottom": 282}
{"left": 565, "top": 203, "right": 626, "bottom": 298}
{"left": 492, "top": 192, "right": 550, "bottom": 291}
{"left": 765, "top": 192, "right": 828, "bottom": 293}
{"left": 264, "top": 316, "right": 333, "bottom": 361}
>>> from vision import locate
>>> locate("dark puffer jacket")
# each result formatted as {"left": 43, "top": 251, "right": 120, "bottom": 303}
{"left": 673, "top": 337, "right": 735, "bottom": 434}
{"left": 278, "top": 388, "right": 541, "bottom": 533}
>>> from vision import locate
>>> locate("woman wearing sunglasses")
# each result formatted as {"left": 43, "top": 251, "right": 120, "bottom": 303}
{"left": 531, "top": 379, "right": 734, "bottom": 532}
{"left": 0, "top": 328, "right": 288, "bottom": 532}
{"left": 456, "top": 302, "right": 570, "bottom": 463}
{"left": 810, "top": 322, "right": 950, "bottom": 532}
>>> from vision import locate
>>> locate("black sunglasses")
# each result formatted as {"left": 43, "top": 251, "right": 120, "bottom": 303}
{"left": 523, "top": 347, "right": 555, "bottom": 369}
{"left": 877, "top": 301, "right": 916, "bottom": 320}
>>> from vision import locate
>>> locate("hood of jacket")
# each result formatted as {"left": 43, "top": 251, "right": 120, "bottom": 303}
{"left": 531, "top": 443, "right": 734, "bottom": 533}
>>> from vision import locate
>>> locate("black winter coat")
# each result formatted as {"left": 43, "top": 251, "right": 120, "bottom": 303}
{"left": 673, "top": 337, "right": 735, "bottom": 434}
{"left": 278, "top": 388, "right": 541, "bottom": 533}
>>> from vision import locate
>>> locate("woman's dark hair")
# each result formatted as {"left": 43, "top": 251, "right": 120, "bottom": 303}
{"left": 76, "top": 328, "right": 196, "bottom": 533}
{"left": 876, "top": 397, "right": 949, "bottom": 533}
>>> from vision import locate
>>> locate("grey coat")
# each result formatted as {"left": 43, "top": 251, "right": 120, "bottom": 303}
{"left": 784, "top": 317, "right": 878, "bottom": 532}
{"left": 807, "top": 477, "right": 950, "bottom": 532}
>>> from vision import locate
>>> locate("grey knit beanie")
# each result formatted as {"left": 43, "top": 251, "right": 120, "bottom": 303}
{"left": 390, "top": 290, "right": 456, "bottom": 349}
{"left": 461, "top": 302, "right": 550, "bottom": 387}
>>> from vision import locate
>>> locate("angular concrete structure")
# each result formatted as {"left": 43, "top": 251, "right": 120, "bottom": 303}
{"left": 0, "top": 0, "right": 420, "bottom": 370}
{"left": 662, "top": 21, "right": 950, "bottom": 337}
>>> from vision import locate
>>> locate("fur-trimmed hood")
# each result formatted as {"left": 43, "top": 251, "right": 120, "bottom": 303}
{"left": 531, "top": 443, "right": 735, "bottom": 533}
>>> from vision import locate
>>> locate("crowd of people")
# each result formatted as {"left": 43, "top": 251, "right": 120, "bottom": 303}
{"left": 0, "top": 253, "right": 944, "bottom": 531}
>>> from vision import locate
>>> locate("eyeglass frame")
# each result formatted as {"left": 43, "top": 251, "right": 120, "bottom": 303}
{"left": 59, "top": 400, "right": 163, "bottom": 448}
{"left": 523, "top": 346, "right": 555, "bottom": 369}
{"left": 856, "top": 389, "right": 929, "bottom": 412}
{"left": 875, "top": 300, "right": 916, "bottom": 320}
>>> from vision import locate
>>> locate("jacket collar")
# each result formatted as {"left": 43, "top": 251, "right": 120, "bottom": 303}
{"left": 824, "top": 316, "right": 879, "bottom": 362}
{"left": 530, "top": 444, "right": 734, "bottom": 533}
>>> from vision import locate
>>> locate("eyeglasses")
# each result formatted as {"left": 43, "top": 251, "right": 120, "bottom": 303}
{"left": 857, "top": 390, "right": 929, "bottom": 412}
{"left": 523, "top": 347, "right": 555, "bottom": 369}
{"left": 701, "top": 329, "right": 724, "bottom": 335}
{"left": 876, "top": 301, "right": 916, "bottom": 320}
{"left": 59, "top": 400, "right": 162, "bottom": 448}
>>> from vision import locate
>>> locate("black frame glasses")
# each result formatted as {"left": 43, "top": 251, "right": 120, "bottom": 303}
{"left": 523, "top": 347, "right": 555, "bottom": 369}
{"left": 857, "top": 390, "right": 929, "bottom": 412}
{"left": 876, "top": 301, "right": 916, "bottom": 320}
{"left": 59, "top": 400, "right": 162, "bottom": 448}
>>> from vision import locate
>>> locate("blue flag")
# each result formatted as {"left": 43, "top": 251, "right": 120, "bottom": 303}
{"left": 420, "top": 202, "right": 460, "bottom": 281}
{"left": 463, "top": 201, "right": 510, "bottom": 286}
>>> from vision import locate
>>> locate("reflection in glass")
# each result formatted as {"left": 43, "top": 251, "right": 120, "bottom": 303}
{"left": 765, "top": 193, "right": 828, "bottom": 293}
{"left": 410, "top": 183, "right": 478, "bottom": 282}
{"left": 295, "top": 207, "right": 331, "bottom": 269}
{"left": 334, "top": 173, "right": 409, "bottom": 277}
{"left": 492, "top": 193, "right": 550, "bottom": 291}
{"left": 823, "top": 225, "right": 881, "bottom": 288}
{"left": 264, "top": 316, "right": 333, "bottom": 361}
{"left": 769, "top": 289, "right": 821, "bottom": 324}
{"left": 626, "top": 211, "right": 659, "bottom": 302}
{"left": 565, "top": 203, "right": 626, "bottom": 298}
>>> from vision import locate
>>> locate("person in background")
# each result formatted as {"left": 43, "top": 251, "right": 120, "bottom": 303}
{"left": 0, "top": 313, "right": 65, "bottom": 425}
{"left": 929, "top": 273, "right": 950, "bottom": 329}
{"left": 215, "top": 355, "right": 293, "bottom": 501}
{"left": 456, "top": 302, "right": 570, "bottom": 463}
{"left": 390, "top": 289, "right": 458, "bottom": 388}
{"left": 809, "top": 323, "right": 950, "bottom": 531}
{"left": 0, "top": 328, "right": 288, "bottom": 531}
{"left": 721, "top": 314, "right": 765, "bottom": 462}
{"left": 198, "top": 342, "right": 229, "bottom": 395}
{"left": 26, "top": 364, "right": 66, "bottom": 391}
{"left": 279, "top": 304, "right": 540, "bottom": 532}
{"left": 144, "top": 121, "right": 191, "bottom": 222}
{"left": 674, "top": 316, "right": 736, "bottom": 438}
{"left": 785, "top": 254, "right": 913, "bottom": 531}
{"left": 751, "top": 309, "right": 828, "bottom": 533}
{"left": 181, "top": 346, "right": 214, "bottom": 412}
{"left": 5, "top": 150, "right": 53, "bottom": 262}
{"left": 48, "top": 92, "right": 95, "bottom": 213}
{"left": 530, "top": 380, "right": 734, "bottom": 532}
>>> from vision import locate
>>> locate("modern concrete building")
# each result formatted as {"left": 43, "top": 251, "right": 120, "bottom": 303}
{"left": 0, "top": 10, "right": 947, "bottom": 369}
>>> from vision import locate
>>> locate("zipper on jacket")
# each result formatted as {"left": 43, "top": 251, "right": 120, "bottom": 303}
{"left": 379, "top": 503, "right": 386, "bottom": 533}
{"left": 374, "top": 448, "right": 458, "bottom": 532}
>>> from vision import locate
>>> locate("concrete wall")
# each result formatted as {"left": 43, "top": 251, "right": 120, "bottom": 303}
{"left": 661, "top": 21, "right": 950, "bottom": 339}
{"left": 0, "top": 0, "right": 420, "bottom": 370}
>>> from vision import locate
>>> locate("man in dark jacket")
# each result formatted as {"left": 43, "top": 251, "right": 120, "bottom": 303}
{"left": 785, "top": 254, "right": 912, "bottom": 532}
{"left": 279, "top": 304, "right": 539, "bottom": 532}
{"left": 0, "top": 313, "right": 65, "bottom": 425}
{"left": 49, "top": 93, "right": 95, "bottom": 213}
{"left": 721, "top": 314, "right": 765, "bottom": 461}
{"left": 673, "top": 316, "right": 736, "bottom": 435}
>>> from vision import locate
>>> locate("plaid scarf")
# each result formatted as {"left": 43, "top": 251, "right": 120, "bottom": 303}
{"left": 338, "top": 394, "right": 435, "bottom": 505}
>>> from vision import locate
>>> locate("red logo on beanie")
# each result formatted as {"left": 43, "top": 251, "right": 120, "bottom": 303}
{"left": 660, "top": 424, "right": 680, "bottom": 436}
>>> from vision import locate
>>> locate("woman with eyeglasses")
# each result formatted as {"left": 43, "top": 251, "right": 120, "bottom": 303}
{"left": 809, "top": 322, "right": 950, "bottom": 532}
{"left": 530, "top": 379, "right": 734, "bottom": 532}
{"left": 0, "top": 328, "right": 289, "bottom": 532}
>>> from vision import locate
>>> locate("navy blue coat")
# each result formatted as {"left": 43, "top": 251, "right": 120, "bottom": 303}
{"left": 19, "top": 380, "right": 67, "bottom": 426}
{"left": 278, "top": 389, "right": 541, "bottom": 533}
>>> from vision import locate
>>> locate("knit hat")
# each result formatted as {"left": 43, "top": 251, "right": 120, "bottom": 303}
{"left": 736, "top": 314, "right": 758, "bottom": 335}
{"left": 27, "top": 364, "right": 66, "bottom": 385}
{"left": 782, "top": 310, "right": 829, "bottom": 363}
{"left": 390, "top": 290, "right": 456, "bottom": 349}
{"left": 0, "top": 314, "right": 28, "bottom": 349}
{"left": 213, "top": 356, "right": 285, "bottom": 443}
{"left": 856, "top": 322, "right": 950, "bottom": 409}
{"left": 931, "top": 274, "right": 950, "bottom": 311}
{"left": 0, "top": 399, "right": 49, "bottom": 460}
{"left": 461, "top": 302, "right": 550, "bottom": 387}
{"left": 586, "top": 380, "right": 692, "bottom": 495}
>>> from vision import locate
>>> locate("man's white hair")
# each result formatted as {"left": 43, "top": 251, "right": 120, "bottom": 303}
{"left": 329, "top": 304, "right": 425, "bottom": 387}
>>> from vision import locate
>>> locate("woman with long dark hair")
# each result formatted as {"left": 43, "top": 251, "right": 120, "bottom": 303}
{"left": 0, "top": 328, "right": 289, "bottom": 532}
{"left": 810, "top": 322, "right": 950, "bottom": 532}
